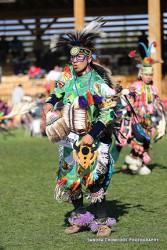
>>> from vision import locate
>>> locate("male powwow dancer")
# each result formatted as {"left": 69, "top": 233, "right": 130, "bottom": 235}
{"left": 43, "top": 17, "right": 123, "bottom": 236}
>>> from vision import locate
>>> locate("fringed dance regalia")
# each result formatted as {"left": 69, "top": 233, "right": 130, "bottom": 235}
{"left": 46, "top": 65, "right": 117, "bottom": 231}
{"left": 117, "top": 42, "right": 166, "bottom": 175}
{"left": 44, "top": 17, "right": 120, "bottom": 236}
{"left": 119, "top": 80, "right": 163, "bottom": 165}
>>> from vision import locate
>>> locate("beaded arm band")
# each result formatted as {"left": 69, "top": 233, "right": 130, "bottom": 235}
{"left": 88, "top": 121, "right": 105, "bottom": 140}
{"left": 45, "top": 93, "right": 58, "bottom": 106}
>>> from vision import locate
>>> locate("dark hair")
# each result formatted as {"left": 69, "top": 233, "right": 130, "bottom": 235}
{"left": 38, "top": 93, "right": 46, "bottom": 98}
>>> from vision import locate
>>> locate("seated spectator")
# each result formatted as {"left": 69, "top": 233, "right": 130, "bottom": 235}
{"left": 46, "top": 65, "right": 62, "bottom": 81}
{"left": 45, "top": 65, "right": 62, "bottom": 94}
{"left": 10, "top": 36, "right": 23, "bottom": 58}
{"left": 33, "top": 35, "right": 44, "bottom": 65}
{"left": 0, "top": 36, "right": 9, "bottom": 65}
{"left": 0, "top": 99, "right": 11, "bottom": 117}
{"left": 28, "top": 64, "right": 46, "bottom": 79}
{"left": 0, "top": 99, "right": 12, "bottom": 128}
{"left": 13, "top": 50, "right": 31, "bottom": 75}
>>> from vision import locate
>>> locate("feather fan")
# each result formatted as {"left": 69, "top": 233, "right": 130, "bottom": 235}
{"left": 0, "top": 101, "right": 36, "bottom": 121}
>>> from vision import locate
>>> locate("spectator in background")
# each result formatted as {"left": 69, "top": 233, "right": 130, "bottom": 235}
{"left": 11, "top": 84, "right": 24, "bottom": 105}
{"left": 45, "top": 65, "right": 62, "bottom": 94}
{"left": 28, "top": 63, "right": 46, "bottom": 79}
{"left": 40, "top": 49, "right": 65, "bottom": 72}
{"left": 0, "top": 99, "right": 11, "bottom": 118}
{"left": 10, "top": 36, "right": 23, "bottom": 58}
{"left": 46, "top": 65, "right": 62, "bottom": 81}
{"left": 13, "top": 50, "right": 31, "bottom": 75}
{"left": 30, "top": 93, "right": 46, "bottom": 136}
{"left": 0, "top": 36, "right": 9, "bottom": 82}
{"left": 33, "top": 35, "right": 44, "bottom": 65}
{"left": 0, "top": 99, "right": 12, "bottom": 128}
{"left": 0, "top": 36, "right": 9, "bottom": 65}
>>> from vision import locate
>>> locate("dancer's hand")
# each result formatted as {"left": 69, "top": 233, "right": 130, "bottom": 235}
{"left": 121, "top": 88, "right": 129, "bottom": 96}
{"left": 43, "top": 103, "right": 53, "bottom": 116}
{"left": 80, "top": 134, "right": 93, "bottom": 145}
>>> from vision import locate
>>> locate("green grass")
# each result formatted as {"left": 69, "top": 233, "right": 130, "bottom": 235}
{"left": 0, "top": 129, "right": 167, "bottom": 250}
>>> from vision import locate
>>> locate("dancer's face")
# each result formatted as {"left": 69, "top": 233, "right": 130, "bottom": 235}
{"left": 71, "top": 54, "right": 92, "bottom": 74}
{"left": 142, "top": 73, "right": 153, "bottom": 84}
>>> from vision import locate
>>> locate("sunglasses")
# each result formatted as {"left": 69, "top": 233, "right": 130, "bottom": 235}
{"left": 70, "top": 54, "right": 87, "bottom": 62}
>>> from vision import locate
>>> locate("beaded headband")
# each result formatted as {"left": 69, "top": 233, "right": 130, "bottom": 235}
{"left": 70, "top": 46, "right": 91, "bottom": 56}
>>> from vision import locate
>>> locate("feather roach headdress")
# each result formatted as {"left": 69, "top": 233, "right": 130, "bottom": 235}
{"left": 129, "top": 41, "right": 163, "bottom": 74}
{"left": 50, "top": 17, "right": 106, "bottom": 57}
{"left": 50, "top": 17, "right": 115, "bottom": 89}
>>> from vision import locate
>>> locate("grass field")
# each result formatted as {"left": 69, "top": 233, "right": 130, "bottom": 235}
{"left": 0, "top": 129, "right": 167, "bottom": 250}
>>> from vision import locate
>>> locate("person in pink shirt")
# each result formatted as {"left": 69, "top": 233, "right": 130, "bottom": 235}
{"left": 28, "top": 64, "right": 46, "bottom": 79}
